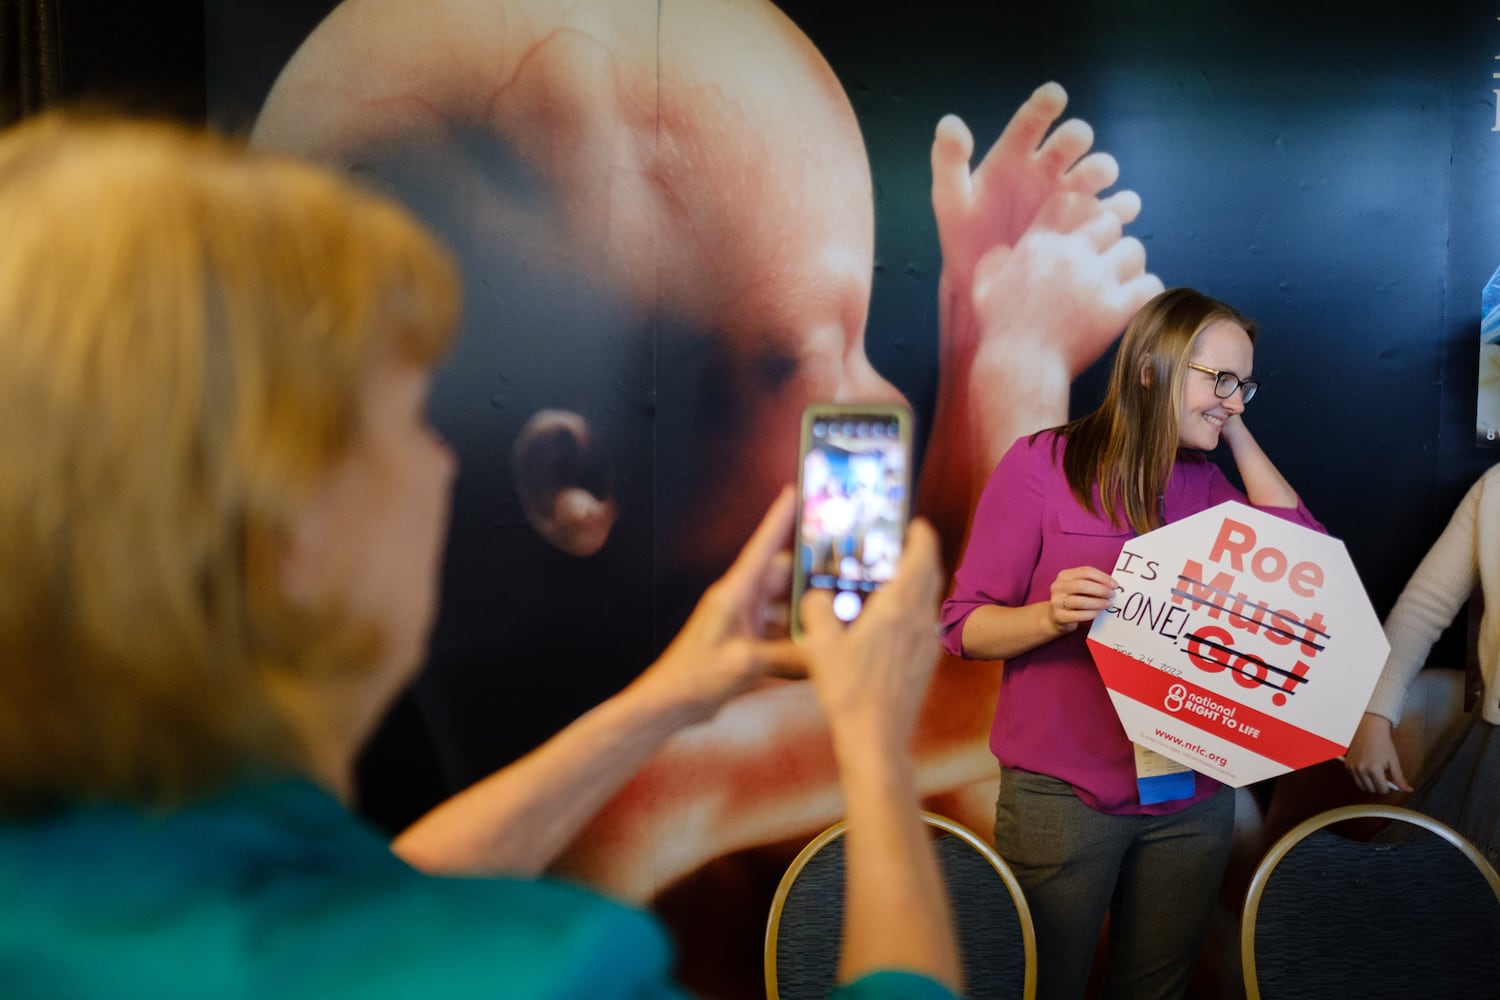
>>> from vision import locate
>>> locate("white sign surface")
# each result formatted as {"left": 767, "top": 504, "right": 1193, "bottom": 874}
{"left": 1087, "top": 502, "right": 1389, "bottom": 787}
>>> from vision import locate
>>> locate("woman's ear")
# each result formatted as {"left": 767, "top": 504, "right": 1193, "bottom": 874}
{"left": 1140, "top": 356, "right": 1153, "bottom": 388}
{"left": 511, "top": 409, "right": 617, "bottom": 557}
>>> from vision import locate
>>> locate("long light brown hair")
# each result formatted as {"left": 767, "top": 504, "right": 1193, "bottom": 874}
{"left": 0, "top": 114, "right": 459, "bottom": 814}
{"left": 1055, "top": 287, "right": 1256, "bottom": 534}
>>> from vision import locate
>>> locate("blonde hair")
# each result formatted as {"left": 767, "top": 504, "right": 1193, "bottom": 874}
{"left": 1056, "top": 286, "right": 1256, "bottom": 534}
{"left": 0, "top": 114, "right": 459, "bottom": 814}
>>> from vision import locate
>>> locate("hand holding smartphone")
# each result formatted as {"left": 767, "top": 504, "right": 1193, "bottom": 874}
{"left": 791, "top": 403, "right": 913, "bottom": 640}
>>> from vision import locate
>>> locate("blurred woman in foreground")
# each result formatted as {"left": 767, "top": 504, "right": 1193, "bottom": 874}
{"left": 0, "top": 114, "right": 957, "bottom": 998}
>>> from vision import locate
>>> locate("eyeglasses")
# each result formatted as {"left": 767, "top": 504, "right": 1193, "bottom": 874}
{"left": 1185, "top": 362, "right": 1258, "bottom": 403}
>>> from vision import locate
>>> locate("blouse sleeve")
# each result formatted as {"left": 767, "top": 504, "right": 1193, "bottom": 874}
{"left": 939, "top": 435, "right": 1048, "bottom": 658}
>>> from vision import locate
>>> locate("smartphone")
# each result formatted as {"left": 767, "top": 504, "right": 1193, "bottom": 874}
{"left": 790, "top": 402, "right": 913, "bottom": 640}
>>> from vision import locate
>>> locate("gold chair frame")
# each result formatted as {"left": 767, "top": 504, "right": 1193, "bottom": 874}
{"left": 765, "top": 810, "right": 1037, "bottom": 1000}
{"left": 1241, "top": 804, "right": 1500, "bottom": 1000}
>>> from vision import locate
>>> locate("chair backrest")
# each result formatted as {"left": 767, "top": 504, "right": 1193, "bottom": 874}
{"left": 1241, "top": 804, "right": 1500, "bottom": 999}
{"left": 765, "top": 811, "right": 1036, "bottom": 1000}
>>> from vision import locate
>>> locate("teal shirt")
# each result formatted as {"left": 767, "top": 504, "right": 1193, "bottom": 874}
{"left": 0, "top": 779, "right": 954, "bottom": 999}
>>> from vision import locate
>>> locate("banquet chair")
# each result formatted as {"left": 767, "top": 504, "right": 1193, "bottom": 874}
{"left": 1241, "top": 804, "right": 1500, "bottom": 999}
{"left": 765, "top": 811, "right": 1036, "bottom": 1000}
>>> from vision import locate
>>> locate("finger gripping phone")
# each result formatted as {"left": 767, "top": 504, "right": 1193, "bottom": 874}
{"left": 791, "top": 402, "right": 913, "bottom": 640}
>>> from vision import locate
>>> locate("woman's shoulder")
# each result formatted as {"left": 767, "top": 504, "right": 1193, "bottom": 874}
{"left": 989, "top": 429, "right": 1066, "bottom": 485}
{"left": 1452, "top": 463, "right": 1500, "bottom": 520}
{"left": 1006, "top": 428, "right": 1065, "bottom": 464}
{"left": 1476, "top": 462, "right": 1500, "bottom": 493}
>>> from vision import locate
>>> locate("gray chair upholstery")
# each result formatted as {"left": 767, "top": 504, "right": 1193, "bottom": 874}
{"left": 765, "top": 811, "right": 1036, "bottom": 999}
{"left": 1242, "top": 804, "right": 1500, "bottom": 999}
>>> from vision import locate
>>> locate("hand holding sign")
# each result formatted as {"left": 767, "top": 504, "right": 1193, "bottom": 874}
{"left": 1049, "top": 566, "right": 1121, "bottom": 633}
{"left": 1087, "top": 502, "right": 1388, "bottom": 786}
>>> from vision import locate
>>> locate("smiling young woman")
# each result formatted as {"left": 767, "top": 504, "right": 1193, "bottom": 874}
{"left": 939, "top": 286, "right": 1320, "bottom": 1000}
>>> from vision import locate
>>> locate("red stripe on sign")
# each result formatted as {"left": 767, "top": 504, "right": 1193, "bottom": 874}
{"left": 1088, "top": 640, "right": 1346, "bottom": 770}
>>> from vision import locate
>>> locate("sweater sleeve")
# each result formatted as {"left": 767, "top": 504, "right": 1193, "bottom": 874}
{"left": 1364, "top": 475, "right": 1484, "bottom": 723}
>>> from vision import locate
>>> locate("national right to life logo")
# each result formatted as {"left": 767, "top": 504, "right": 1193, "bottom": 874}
{"left": 1164, "top": 683, "right": 1188, "bottom": 713}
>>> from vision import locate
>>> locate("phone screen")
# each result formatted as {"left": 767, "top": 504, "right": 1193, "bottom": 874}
{"left": 791, "top": 403, "right": 913, "bottom": 638}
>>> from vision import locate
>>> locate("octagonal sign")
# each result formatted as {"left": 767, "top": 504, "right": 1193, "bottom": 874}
{"left": 1086, "top": 501, "right": 1389, "bottom": 787}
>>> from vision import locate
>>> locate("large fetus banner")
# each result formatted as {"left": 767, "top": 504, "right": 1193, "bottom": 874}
{"left": 1088, "top": 504, "right": 1389, "bottom": 787}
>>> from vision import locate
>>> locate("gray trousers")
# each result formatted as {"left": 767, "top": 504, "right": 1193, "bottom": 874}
{"left": 993, "top": 768, "right": 1235, "bottom": 1000}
